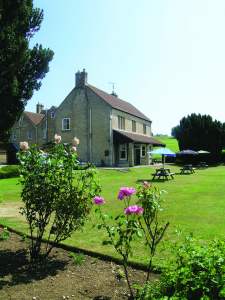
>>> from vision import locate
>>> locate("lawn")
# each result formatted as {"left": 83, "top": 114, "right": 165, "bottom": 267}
{"left": 1, "top": 165, "right": 225, "bottom": 267}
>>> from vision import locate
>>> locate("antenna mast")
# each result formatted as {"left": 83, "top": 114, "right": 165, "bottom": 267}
{"left": 109, "top": 82, "right": 116, "bottom": 93}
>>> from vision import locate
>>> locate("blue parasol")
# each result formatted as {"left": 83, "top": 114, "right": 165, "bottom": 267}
{"left": 147, "top": 147, "right": 176, "bottom": 168}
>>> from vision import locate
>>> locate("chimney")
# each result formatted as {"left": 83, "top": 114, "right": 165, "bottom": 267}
{"left": 75, "top": 68, "right": 88, "bottom": 88}
{"left": 36, "top": 102, "right": 44, "bottom": 113}
{"left": 111, "top": 91, "right": 118, "bottom": 97}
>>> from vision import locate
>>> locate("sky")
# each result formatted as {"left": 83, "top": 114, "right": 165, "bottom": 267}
{"left": 27, "top": 0, "right": 225, "bottom": 136}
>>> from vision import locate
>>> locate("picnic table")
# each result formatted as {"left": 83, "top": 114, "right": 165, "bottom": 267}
{"left": 197, "top": 162, "right": 209, "bottom": 169}
{"left": 180, "top": 164, "right": 196, "bottom": 174}
{"left": 151, "top": 168, "right": 175, "bottom": 180}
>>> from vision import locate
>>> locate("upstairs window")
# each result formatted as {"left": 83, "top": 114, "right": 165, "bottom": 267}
{"left": 13, "top": 131, "right": 16, "bottom": 140}
{"left": 118, "top": 116, "right": 125, "bottom": 130}
{"left": 20, "top": 116, "right": 23, "bottom": 121}
{"left": 143, "top": 124, "right": 146, "bottom": 135}
{"left": 28, "top": 130, "right": 31, "bottom": 139}
{"left": 51, "top": 112, "right": 55, "bottom": 118}
{"left": 132, "top": 120, "right": 136, "bottom": 132}
{"left": 62, "top": 118, "right": 70, "bottom": 130}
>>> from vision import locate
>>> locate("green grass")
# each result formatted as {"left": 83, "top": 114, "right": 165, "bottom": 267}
{"left": 1, "top": 166, "right": 225, "bottom": 267}
{"left": 151, "top": 136, "right": 179, "bottom": 161}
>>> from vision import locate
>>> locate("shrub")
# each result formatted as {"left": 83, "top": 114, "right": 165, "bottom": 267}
{"left": 136, "top": 232, "right": 225, "bottom": 300}
{"left": 175, "top": 159, "right": 183, "bottom": 165}
{"left": 0, "top": 166, "right": 19, "bottom": 179}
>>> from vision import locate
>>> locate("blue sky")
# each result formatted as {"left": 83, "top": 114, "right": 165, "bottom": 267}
{"left": 27, "top": 0, "right": 225, "bottom": 136}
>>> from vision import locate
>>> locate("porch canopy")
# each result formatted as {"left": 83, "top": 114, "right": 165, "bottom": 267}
{"left": 113, "top": 130, "right": 166, "bottom": 146}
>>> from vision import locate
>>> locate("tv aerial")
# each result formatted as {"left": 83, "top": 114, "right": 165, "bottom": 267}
{"left": 109, "top": 82, "right": 116, "bottom": 93}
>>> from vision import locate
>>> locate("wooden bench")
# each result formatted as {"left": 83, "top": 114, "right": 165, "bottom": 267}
{"left": 151, "top": 173, "right": 175, "bottom": 180}
{"left": 180, "top": 168, "right": 196, "bottom": 173}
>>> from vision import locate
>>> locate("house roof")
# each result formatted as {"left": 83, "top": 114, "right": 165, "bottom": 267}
{"left": 0, "top": 143, "right": 18, "bottom": 151}
{"left": 23, "top": 111, "right": 45, "bottom": 125}
{"left": 113, "top": 130, "right": 166, "bottom": 146}
{"left": 87, "top": 85, "right": 151, "bottom": 122}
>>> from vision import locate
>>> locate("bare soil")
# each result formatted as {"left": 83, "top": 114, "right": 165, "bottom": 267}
{"left": 0, "top": 228, "right": 158, "bottom": 300}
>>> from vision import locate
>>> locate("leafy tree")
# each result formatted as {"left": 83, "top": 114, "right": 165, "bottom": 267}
{"left": 0, "top": 0, "right": 54, "bottom": 143}
{"left": 173, "top": 113, "right": 225, "bottom": 158}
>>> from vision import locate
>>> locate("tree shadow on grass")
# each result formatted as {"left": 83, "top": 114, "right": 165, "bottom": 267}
{"left": 0, "top": 248, "right": 69, "bottom": 290}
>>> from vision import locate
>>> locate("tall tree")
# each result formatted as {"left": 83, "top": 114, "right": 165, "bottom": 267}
{"left": 0, "top": 0, "right": 54, "bottom": 143}
{"left": 173, "top": 113, "right": 225, "bottom": 157}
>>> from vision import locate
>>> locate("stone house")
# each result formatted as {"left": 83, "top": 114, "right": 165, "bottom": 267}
{"left": 9, "top": 69, "right": 165, "bottom": 167}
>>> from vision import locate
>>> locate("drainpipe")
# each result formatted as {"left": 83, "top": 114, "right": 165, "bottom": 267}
{"left": 90, "top": 109, "right": 92, "bottom": 163}
{"left": 18, "top": 118, "right": 21, "bottom": 147}
{"left": 36, "top": 126, "right": 38, "bottom": 146}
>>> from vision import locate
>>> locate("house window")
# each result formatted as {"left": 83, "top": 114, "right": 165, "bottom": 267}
{"left": 119, "top": 144, "right": 127, "bottom": 160}
{"left": 62, "top": 118, "right": 70, "bottom": 130}
{"left": 13, "top": 131, "right": 16, "bottom": 140}
{"left": 141, "top": 145, "right": 146, "bottom": 157}
{"left": 118, "top": 116, "right": 125, "bottom": 130}
{"left": 51, "top": 112, "right": 55, "bottom": 118}
{"left": 28, "top": 130, "right": 31, "bottom": 139}
{"left": 43, "top": 128, "right": 46, "bottom": 139}
{"left": 20, "top": 116, "right": 23, "bottom": 121}
{"left": 132, "top": 120, "right": 136, "bottom": 132}
{"left": 143, "top": 124, "right": 146, "bottom": 135}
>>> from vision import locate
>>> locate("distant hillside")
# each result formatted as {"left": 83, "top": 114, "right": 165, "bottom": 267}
{"left": 153, "top": 136, "right": 179, "bottom": 153}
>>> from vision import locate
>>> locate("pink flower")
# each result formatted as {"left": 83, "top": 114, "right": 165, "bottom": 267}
{"left": 71, "top": 147, "right": 77, "bottom": 153}
{"left": 124, "top": 205, "right": 143, "bottom": 214}
{"left": 20, "top": 142, "right": 28, "bottom": 150}
{"left": 94, "top": 197, "right": 105, "bottom": 205}
{"left": 72, "top": 137, "right": 79, "bottom": 145}
{"left": 120, "top": 187, "right": 135, "bottom": 197}
{"left": 143, "top": 181, "right": 150, "bottom": 188}
{"left": 118, "top": 191, "right": 125, "bottom": 200}
{"left": 54, "top": 134, "right": 61, "bottom": 143}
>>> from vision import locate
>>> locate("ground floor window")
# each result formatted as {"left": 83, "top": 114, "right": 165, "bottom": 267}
{"left": 141, "top": 145, "right": 146, "bottom": 157}
{"left": 119, "top": 144, "right": 127, "bottom": 160}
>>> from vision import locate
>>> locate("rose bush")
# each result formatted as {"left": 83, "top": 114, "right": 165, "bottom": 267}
{"left": 18, "top": 136, "right": 101, "bottom": 261}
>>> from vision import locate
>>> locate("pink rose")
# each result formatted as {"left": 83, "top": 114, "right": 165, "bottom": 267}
{"left": 143, "top": 181, "right": 150, "bottom": 188}
{"left": 94, "top": 197, "right": 105, "bottom": 205}
{"left": 71, "top": 147, "right": 77, "bottom": 153}
{"left": 20, "top": 142, "right": 28, "bottom": 150}
{"left": 118, "top": 191, "right": 125, "bottom": 200}
{"left": 120, "top": 187, "right": 135, "bottom": 197}
{"left": 124, "top": 205, "right": 143, "bottom": 214}
{"left": 72, "top": 137, "right": 79, "bottom": 145}
{"left": 54, "top": 134, "right": 61, "bottom": 143}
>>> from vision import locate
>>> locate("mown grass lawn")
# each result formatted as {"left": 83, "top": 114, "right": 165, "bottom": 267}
{"left": 1, "top": 165, "right": 225, "bottom": 267}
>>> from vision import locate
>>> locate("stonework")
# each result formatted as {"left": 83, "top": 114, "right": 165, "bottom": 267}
{"left": 9, "top": 69, "right": 165, "bottom": 167}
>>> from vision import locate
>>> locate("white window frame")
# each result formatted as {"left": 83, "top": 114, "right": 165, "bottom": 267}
{"left": 141, "top": 145, "right": 146, "bottom": 158}
{"left": 13, "top": 131, "right": 16, "bottom": 140}
{"left": 43, "top": 128, "right": 46, "bottom": 139}
{"left": 143, "top": 124, "right": 146, "bottom": 135}
{"left": 132, "top": 120, "right": 136, "bottom": 132}
{"left": 118, "top": 116, "right": 125, "bottom": 130}
{"left": 62, "top": 118, "right": 70, "bottom": 130}
{"left": 28, "top": 130, "right": 31, "bottom": 139}
{"left": 119, "top": 144, "right": 127, "bottom": 160}
{"left": 51, "top": 112, "right": 55, "bottom": 118}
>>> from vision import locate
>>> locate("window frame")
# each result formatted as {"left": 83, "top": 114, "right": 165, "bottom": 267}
{"left": 118, "top": 116, "right": 125, "bottom": 130}
{"left": 28, "top": 130, "right": 31, "bottom": 140}
{"left": 51, "top": 112, "right": 55, "bottom": 118}
{"left": 62, "top": 118, "right": 70, "bottom": 131}
{"left": 119, "top": 144, "right": 127, "bottom": 160}
{"left": 13, "top": 131, "right": 16, "bottom": 140}
{"left": 141, "top": 145, "right": 146, "bottom": 158}
{"left": 132, "top": 120, "right": 136, "bottom": 132}
{"left": 143, "top": 124, "right": 146, "bottom": 135}
{"left": 43, "top": 128, "right": 46, "bottom": 139}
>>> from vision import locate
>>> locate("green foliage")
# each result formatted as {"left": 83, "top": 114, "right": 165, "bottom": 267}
{"left": 137, "top": 232, "right": 225, "bottom": 300}
{"left": 0, "top": 0, "right": 54, "bottom": 143}
{"left": 0, "top": 227, "right": 10, "bottom": 241}
{"left": 18, "top": 140, "right": 101, "bottom": 261}
{"left": 173, "top": 113, "right": 225, "bottom": 159}
{"left": 70, "top": 252, "right": 85, "bottom": 264}
{"left": 0, "top": 166, "right": 19, "bottom": 179}
{"left": 136, "top": 183, "right": 169, "bottom": 282}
